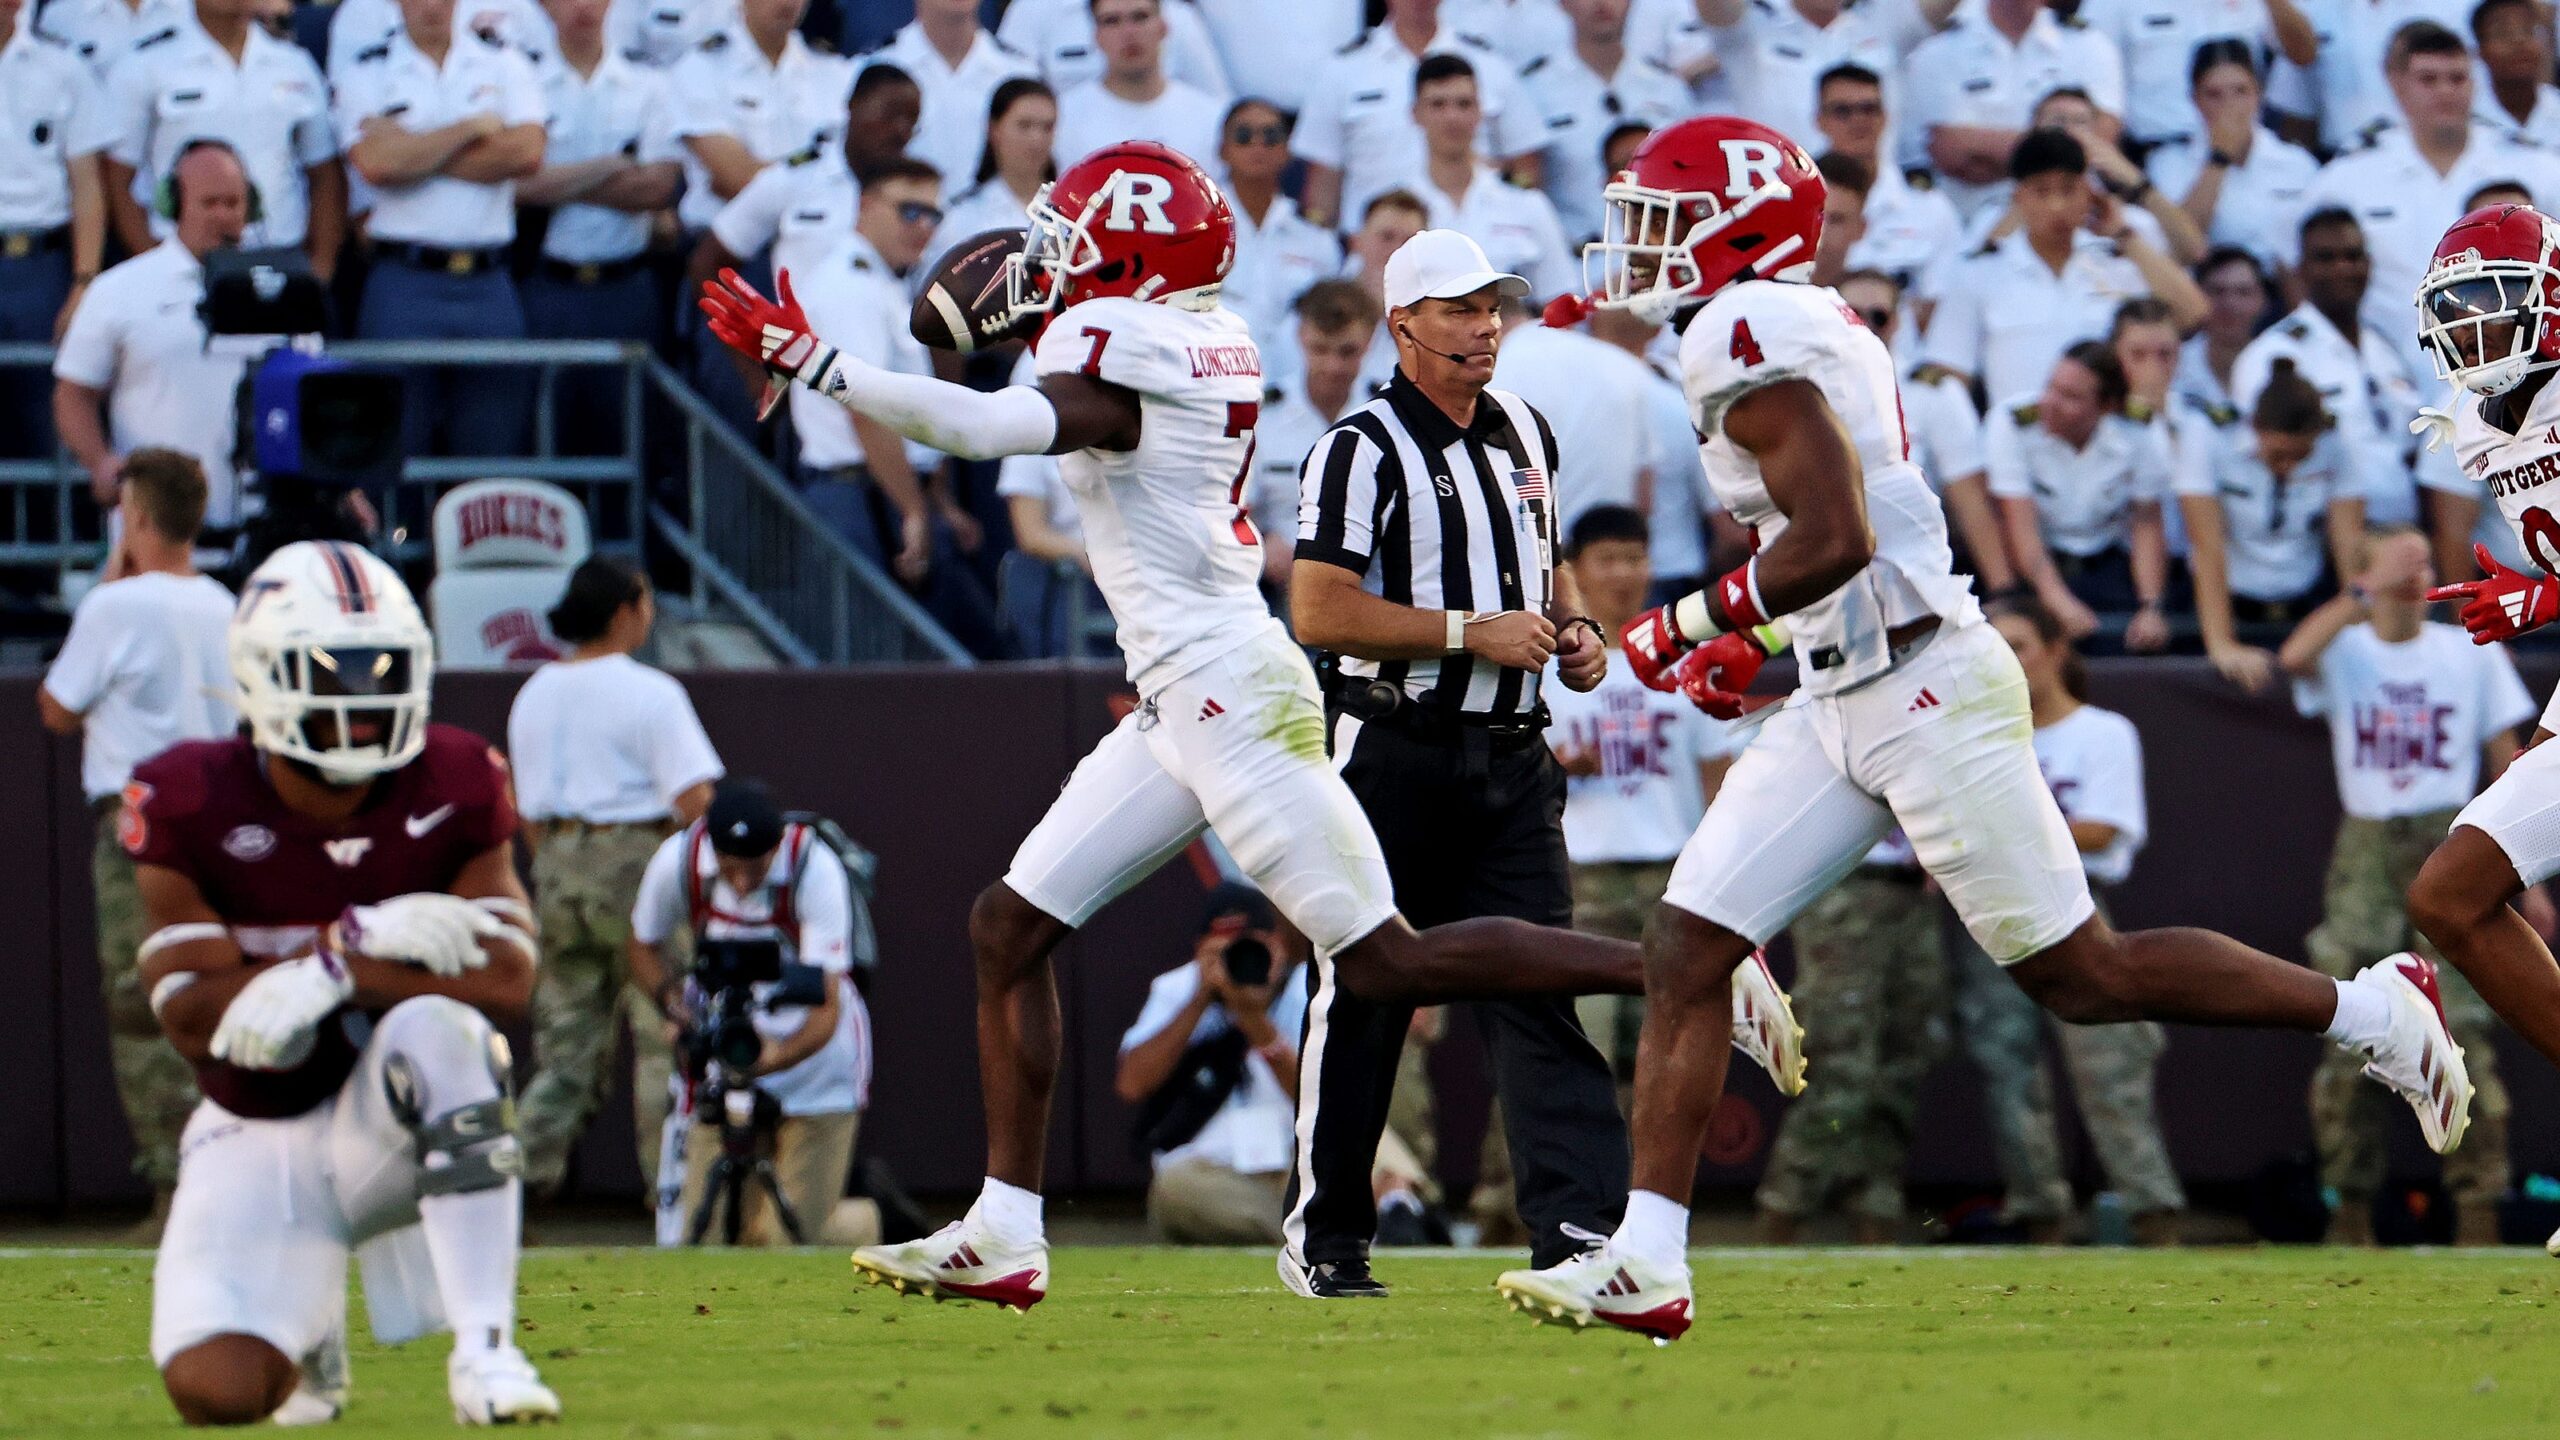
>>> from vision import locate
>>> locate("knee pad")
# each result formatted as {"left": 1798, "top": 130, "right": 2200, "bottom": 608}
{"left": 382, "top": 1016, "right": 523, "bottom": 1197}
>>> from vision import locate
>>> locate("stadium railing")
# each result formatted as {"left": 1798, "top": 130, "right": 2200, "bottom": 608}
{"left": 0, "top": 339, "right": 968, "bottom": 666}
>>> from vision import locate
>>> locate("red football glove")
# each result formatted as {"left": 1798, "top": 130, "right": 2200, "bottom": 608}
{"left": 2427, "top": 543, "right": 2560, "bottom": 644}
{"left": 1620, "top": 604, "right": 1696, "bottom": 692}
{"left": 700, "top": 267, "right": 831, "bottom": 420}
{"left": 1542, "top": 291, "right": 1595, "bottom": 328}
{"left": 1672, "top": 629, "right": 1768, "bottom": 719}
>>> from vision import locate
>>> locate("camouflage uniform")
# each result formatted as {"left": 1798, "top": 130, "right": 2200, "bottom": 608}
{"left": 1952, "top": 896, "right": 2186, "bottom": 1224}
{"left": 2306, "top": 810, "right": 2509, "bottom": 1216}
{"left": 518, "top": 822, "right": 679, "bottom": 1193}
{"left": 1756, "top": 869, "right": 1950, "bottom": 1226}
{"left": 94, "top": 800, "right": 199, "bottom": 1190}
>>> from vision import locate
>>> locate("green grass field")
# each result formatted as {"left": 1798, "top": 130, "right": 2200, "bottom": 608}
{"left": 5, "top": 1246, "right": 2559, "bottom": 1438}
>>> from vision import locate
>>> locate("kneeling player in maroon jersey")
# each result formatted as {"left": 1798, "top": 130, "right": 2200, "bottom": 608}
{"left": 133, "top": 541, "right": 559, "bottom": 1426}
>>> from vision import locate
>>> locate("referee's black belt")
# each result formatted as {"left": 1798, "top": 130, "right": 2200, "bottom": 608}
{"left": 539, "top": 254, "right": 649, "bottom": 285}
{"left": 1327, "top": 679, "right": 1548, "bottom": 750}
{"left": 377, "top": 241, "right": 509, "bottom": 275}
{"left": 0, "top": 225, "right": 69, "bottom": 259}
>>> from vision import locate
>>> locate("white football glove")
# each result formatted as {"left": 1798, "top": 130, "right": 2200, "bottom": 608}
{"left": 209, "top": 951, "right": 354, "bottom": 1071}
{"left": 339, "top": 893, "right": 504, "bottom": 977}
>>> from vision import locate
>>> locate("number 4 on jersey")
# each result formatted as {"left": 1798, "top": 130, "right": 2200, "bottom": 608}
{"left": 1730, "top": 319, "right": 1765, "bottom": 367}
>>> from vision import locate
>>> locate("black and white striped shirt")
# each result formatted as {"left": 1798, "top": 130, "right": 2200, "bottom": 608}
{"left": 1294, "top": 370, "right": 1564, "bottom": 720}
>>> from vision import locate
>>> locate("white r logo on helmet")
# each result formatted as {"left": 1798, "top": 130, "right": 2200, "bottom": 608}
{"left": 1101, "top": 171, "right": 1177, "bottom": 234}
{"left": 1718, "top": 139, "right": 1784, "bottom": 200}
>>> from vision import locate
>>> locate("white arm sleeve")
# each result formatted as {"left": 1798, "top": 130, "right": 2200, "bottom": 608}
{"left": 806, "top": 351, "right": 1061, "bottom": 461}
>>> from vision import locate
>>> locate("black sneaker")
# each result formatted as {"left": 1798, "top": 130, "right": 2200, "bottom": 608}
{"left": 1278, "top": 1251, "right": 1391, "bottom": 1298}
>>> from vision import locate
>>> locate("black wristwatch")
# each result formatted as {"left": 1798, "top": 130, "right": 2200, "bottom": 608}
{"left": 1562, "top": 615, "right": 1607, "bottom": 648}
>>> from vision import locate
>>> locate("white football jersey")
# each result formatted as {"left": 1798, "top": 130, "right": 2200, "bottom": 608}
{"left": 1030, "top": 295, "right": 1278, "bottom": 693}
{"left": 2450, "top": 375, "right": 2560, "bottom": 580}
{"left": 1679, "top": 280, "right": 1980, "bottom": 695}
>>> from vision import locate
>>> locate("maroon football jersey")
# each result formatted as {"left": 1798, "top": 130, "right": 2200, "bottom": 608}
{"left": 123, "top": 723, "right": 518, "bottom": 1118}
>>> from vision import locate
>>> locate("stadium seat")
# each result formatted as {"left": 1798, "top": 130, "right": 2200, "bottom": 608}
{"left": 427, "top": 479, "right": 592, "bottom": 668}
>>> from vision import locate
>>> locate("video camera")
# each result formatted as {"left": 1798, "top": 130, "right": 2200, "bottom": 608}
{"left": 680, "top": 936, "right": 826, "bottom": 1089}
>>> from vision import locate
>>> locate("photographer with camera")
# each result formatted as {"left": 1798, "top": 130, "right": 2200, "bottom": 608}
{"left": 629, "top": 780, "right": 870, "bottom": 1247}
{"left": 1115, "top": 885, "right": 1307, "bottom": 1245}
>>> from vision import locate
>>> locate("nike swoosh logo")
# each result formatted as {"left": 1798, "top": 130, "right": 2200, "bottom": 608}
{"left": 405, "top": 804, "right": 456, "bottom": 838}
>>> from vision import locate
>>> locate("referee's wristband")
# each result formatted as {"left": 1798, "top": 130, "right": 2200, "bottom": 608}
{"left": 1445, "top": 609, "right": 1467, "bottom": 654}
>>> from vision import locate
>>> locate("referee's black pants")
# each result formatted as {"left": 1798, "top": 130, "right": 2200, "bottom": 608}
{"left": 1284, "top": 709, "right": 1631, "bottom": 1270}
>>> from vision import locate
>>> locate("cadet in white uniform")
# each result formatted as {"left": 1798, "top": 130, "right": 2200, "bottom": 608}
{"left": 603, "top": 0, "right": 736, "bottom": 68}
{"left": 1188, "top": 0, "right": 1362, "bottom": 115}
{"left": 327, "top": 0, "right": 553, "bottom": 75}
{"left": 2073, "top": 0, "right": 2308, "bottom": 148}
{"left": 2142, "top": 43, "right": 2316, "bottom": 273}
{"left": 1699, "top": 0, "right": 1936, "bottom": 153}
{"left": 997, "top": 0, "right": 1229, "bottom": 99}
{"left": 1291, "top": 4, "right": 1539, "bottom": 229}
{"left": 667, "top": 0, "right": 854, "bottom": 233}
{"left": 1218, "top": 100, "right": 1343, "bottom": 360}
{"left": 865, "top": 0, "right": 1035, "bottom": 194}
{"left": 2266, "top": 0, "right": 2471, "bottom": 154}
{"left": 1812, "top": 61, "right": 1960, "bottom": 298}
{"left": 2472, "top": 0, "right": 2560, "bottom": 149}
{"left": 1899, "top": 3, "right": 2124, "bottom": 220}
{"left": 1401, "top": 54, "right": 1575, "bottom": 301}
{"left": 335, "top": 0, "right": 548, "bottom": 458}
{"left": 1521, "top": 0, "right": 1689, "bottom": 243}
{"left": 36, "top": 0, "right": 188, "bottom": 77}
{"left": 1985, "top": 341, "right": 2175, "bottom": 637}
{"left": 0, "top": 0, "right": 107, "bottom": 459}
{"left": 1047, "top": 0, "right": 1224, "bottom": 170}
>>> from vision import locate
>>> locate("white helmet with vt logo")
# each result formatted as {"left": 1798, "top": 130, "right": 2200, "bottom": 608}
{"left": 230, "top": 540, "right": 434, "bottom": 785}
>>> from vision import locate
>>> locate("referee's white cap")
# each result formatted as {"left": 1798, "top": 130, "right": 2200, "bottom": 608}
{"left": 1383, "top": 229, "right": 1530, "bottom": 310}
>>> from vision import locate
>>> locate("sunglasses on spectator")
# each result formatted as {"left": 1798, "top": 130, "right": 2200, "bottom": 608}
{"left": 1822, "top": 100, "right": 1885, "bottom": 119}
{"left": 1229, "top": 124, "right": 1289, "bottom": 146}
{"left": 897, "top": 201, "right": 944, "bottom": 226}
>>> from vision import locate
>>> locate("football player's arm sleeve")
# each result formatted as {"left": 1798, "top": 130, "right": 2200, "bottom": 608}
{"left": 804, "top": 348, "right": 1061, "bottom": 459}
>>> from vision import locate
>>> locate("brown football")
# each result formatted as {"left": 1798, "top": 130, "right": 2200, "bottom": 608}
{"left": 910, "top": 227, "right": 1040, "bottom": 354}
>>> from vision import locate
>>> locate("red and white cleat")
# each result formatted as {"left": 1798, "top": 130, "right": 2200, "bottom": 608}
{"left": 851, "top": 1221, "right": 1049, "bottom": 1312}
{"left": 2349, "top": 953, "right": 2473, "bottom": 1155}
{"left": 1731, "top": 950, "right": 1808, "bottom": 1097}
{"left": 1495, "top": 1246, "right": 1693, "bottom": 1346}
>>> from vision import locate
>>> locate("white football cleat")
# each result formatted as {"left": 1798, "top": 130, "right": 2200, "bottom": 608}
{"left": 851, "top": 1220, "right": 1049, "bottom": 1311}
{"left": 2545, "top": 1223, "right": 2559, "bottom": 1259}
{"left": 2348, "top": 953, "right": 2473, "bottom": 1156}
{"left": 447, "top": 1344, "right": 559, "bottom": 1426}
{"left": 1495, "top": 1245, "right": 1694, "bottom": 1345}
{"left": 1730, "top": 949, "right": 1807, "bottom": 1096}
{"left": 272, "top": 1325, "right": 349, "bottom": 1425}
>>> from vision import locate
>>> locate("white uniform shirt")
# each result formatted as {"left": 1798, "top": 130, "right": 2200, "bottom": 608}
{"left": 507, "top": 651, "right": 723, "bottom": 822}
{"left": 2143, "top": 128, "right": 2318, "bottom": 271}
{"left": 0, "top": 24, "right": 107, "bottom": 232}
{"left": 932, "top": 178, "right": 1034, "bottom": 262}
{"left": 709, "top": 149, "right": 857, "bottom": 280}
{"left": 790, "top": 232, "right": 931, "bottom": 471}
{"left": 1443, "top": 0, "right": 1571, "bottom": 68}
{"left": 1984, "top": 402, "right": 2171, "bottom": 557}
{"left": 2230, "top": 302, "right": 2446, "bottom": 528}
{"left": 1492, "top": 321, "right": 1651, "bottom": 527}
{"left": 1922, "top": 229, "right": 2150, "bottom": 407}
{"left": 868, "top": 21, "right": 1035, "bottom": 197}
{"left": 2478, "top": 85, "right": 2560, "bottom": 150}
{"left": 1190, "top": 0, "right": 1363, "bottom": 114}
{"left": 1681, "top": 280, "right": 1980, "bottom": 694}
{"left": 327, "top": 0, "right": 553, "bottom": 76}
{"left": 997, "top": 0, "right": 1232, "bottom": 99}
{"left": 34, "top": 0, "right": 188, "bottom": 77}
{"left": 668, "top": 29, "right": 853, "bottom": 230}
{"left": 1220, "top": 194, "right": 1339, "bottom": 361}
{"left": 1847, "top": 166, "right": 1963, "bottom": 289}
{"left": 1547, "top": 657, "right": 1739, "bottom": 864}
{"left": 331, "top": 30, "right": 545, "bottom": 247}
{"left": 50, "top": 241, "right": 247, "bottom": 522}
{"left": 2174, "top": 333, "right": 2236, "bottom": 419}
{"left": 2074, "top": 0, "right": 2269, "bottom": 145}
{"left": 2302, "top": 126, "right": 2560, "bottom": 373}
{"left": 1033, "top": 296, "right": 1275, "bottom": 692}
{"left": 42, "top": 571, "right": 237, "bottom": 799}
{"left": 1900, "top": 9, "right": 2125, "bottom": 215}
{"left": 1518, "top": 46, "right": 1691, "bottom": 242}
{"left": 2296, "top": 622, "right": 2534, "bottom": 819}
{"left": 1641, "top": 363, "right": 1714, "bottom": 582}
{"left": 2033, "top": 703, "right": 2146, "bottom": 885}
{"left": 537, "top": 50, "right": 676, "bottom": 263}
{"left": 1906, "top": 368, "right": 1986, "bottom": 491}
{"left": 1412, "top": 164, "right": 1575, "bottom": 301}
{"left": 1292, "top": 22, "right": 1538, "bottom": 228}
{"left": 604, "top": 0, "right": 739, "bottom": 70}
{"left": 2173, "top": 421, "right": 2350, "bottom": 601}
{"left": 1119, "top": 959, "right": 1307, "bottom": 1174}
{"left": 632, "top": 826, "right": 868, "bottom": 1116}
{"left": 1051, "top": 78, "right": 1225, "bottom": 172}
{"left": 103, "top": 16, "right": 336, "bottom": 247}
{"left": 2267, "top": 0, "right": 2471, "bottom": 153}
{"left": 1252, "top": 373, "right": 1341, "bottom": 537}
{"left": 1706, "top": 0, "right": 1932, "bottom": 152}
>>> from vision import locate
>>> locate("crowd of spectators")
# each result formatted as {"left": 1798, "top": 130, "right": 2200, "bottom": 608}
{"left": 16, "top": 0, "right": 2560, "bottom": 661}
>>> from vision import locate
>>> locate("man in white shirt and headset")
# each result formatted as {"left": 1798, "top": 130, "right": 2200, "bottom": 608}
{"left": 630, "top": 780, "right": 872, "bottom": 1247}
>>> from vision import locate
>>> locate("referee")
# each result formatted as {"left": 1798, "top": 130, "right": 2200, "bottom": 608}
{"left": 1281, "top": 230, "right": 1625, "bottom": 1298}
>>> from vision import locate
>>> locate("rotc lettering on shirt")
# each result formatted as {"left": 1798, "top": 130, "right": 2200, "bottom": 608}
{"left": 2352, "top": 680, "right": 2455, "bottom": 786}
{"left": 1187, "top": 344, "right": 1261, "bottom": 379}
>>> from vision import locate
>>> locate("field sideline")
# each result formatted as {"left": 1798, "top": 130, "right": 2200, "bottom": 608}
{"left": 3, "top": 1246, "right": 2556, "bottom": 1438}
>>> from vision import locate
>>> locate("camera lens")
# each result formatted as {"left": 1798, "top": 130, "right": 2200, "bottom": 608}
{"left": 1222, "top": 936, "right": 1272, "bottom": 988}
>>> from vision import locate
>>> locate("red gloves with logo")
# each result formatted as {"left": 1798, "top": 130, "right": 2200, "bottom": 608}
{"left": 1619, "top": 604, "right": 1695, "bottom": 691}
{"left": 700, "top": 267, "right": 830, "bottom": 420}
{"left": 2427, "top": 544, "right": 2560, "bottom": 644}
{"left": 1673, "top": 630, "right": 1769, "bottom": 719}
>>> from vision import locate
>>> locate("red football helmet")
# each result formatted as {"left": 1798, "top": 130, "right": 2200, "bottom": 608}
{"left": 1587, "top": 115, "right": 1825, "bottom": 321}
{"left": 2417, "top": 203, "right": 2560, "bottom": 396}
{"left": 1005, "top": 141, "right": 1236, "bottom": 322}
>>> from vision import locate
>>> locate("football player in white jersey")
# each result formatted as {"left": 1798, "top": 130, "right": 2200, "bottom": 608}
{"left": 2403, "top": 203, "right": 2560, "bottom": 1256}
{"left": 700, "top": 140, "right": 1806, "bottom": 1309}
{"left": 1494, "top": 117, "right": 2475, "bottom": 1343}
